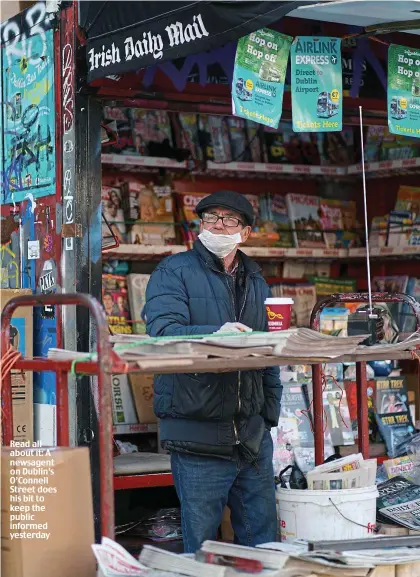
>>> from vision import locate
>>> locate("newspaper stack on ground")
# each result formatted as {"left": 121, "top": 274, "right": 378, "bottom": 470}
{"left": 258, "top": 541, "right": 420, "bottom": 568}
{"left": 306, "top": 454, "right": 377, "bottom": 490}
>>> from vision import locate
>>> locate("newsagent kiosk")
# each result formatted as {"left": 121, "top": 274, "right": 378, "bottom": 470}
{"left": 1, "top": 0, "right": 420, "bottom": 550}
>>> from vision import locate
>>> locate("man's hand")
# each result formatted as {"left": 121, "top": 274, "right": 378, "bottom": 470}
{"left": 215, "top": 322, "right": 253, "bottom": 334}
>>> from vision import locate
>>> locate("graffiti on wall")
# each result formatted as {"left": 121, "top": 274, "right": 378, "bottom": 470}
{"left": 1, "top": 2, "right": 56, "bottom": 204}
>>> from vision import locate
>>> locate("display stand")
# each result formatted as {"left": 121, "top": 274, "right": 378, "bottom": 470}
{"left": 2, "top": 291, "right": 420, "bottom": 542}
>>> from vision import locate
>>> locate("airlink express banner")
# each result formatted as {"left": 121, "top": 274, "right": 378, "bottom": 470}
{"left": 388, "top": 44, "right": 420, "bottom": 138}
{"left": 232, "top": 28, "right": 292, "bottom": 129}
{"left": 291, "top": 37, "right": 342, "bottom": 133}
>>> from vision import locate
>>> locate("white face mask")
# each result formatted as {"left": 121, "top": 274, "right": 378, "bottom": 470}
{"left": 198, "top": 229, "right": 242, "bottom": 258}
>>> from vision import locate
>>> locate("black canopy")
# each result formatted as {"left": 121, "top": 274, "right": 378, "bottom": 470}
{"left": 80, "top": 1, "right": 313, "bottom": 82}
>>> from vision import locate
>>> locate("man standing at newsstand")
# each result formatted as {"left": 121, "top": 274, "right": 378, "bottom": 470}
{"left": 145, "top": 190, "right": 281, "bottom": 553}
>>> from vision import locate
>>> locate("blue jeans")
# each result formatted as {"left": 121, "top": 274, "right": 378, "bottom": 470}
{"left": 171, "top": 431, "right": 277, "bottom": 553}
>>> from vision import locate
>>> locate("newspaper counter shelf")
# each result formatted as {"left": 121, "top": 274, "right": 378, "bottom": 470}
{"left": 1, "top": 292, "right": 420, "bottom": 541}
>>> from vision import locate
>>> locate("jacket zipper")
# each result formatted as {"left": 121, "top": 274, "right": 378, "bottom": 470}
{"left": 227, "top": 274, "right": 251, "bottom": 444}
{"left": 223, "top": 276, "right": 241, "bottom": 444}
{"left": 237, "top": 279, "right": 249, "bottom": 417}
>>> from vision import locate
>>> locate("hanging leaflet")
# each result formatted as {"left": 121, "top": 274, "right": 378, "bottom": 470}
{"left": 388, "top": 44, "right": 420, "bottom": 138}
{"left": 232, "top": 28, "right": 292, "bottom": 129}
{"left": 291, "top": 37, "right": 342, "bottom": 132}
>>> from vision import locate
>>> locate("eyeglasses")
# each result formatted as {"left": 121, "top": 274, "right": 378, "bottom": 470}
{"left": 201, "top": 212, "right": 244, "bottom": 228}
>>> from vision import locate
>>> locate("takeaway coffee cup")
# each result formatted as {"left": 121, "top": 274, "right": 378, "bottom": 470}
{"left": 265, "top": 298, "right": 294, "bottom": 332}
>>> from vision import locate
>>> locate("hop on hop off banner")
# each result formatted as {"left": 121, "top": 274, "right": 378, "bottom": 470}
{"left": 232, "top": 28, "right": 292, "bottom": 129}
{"left": 291, "top": 37, "right": 342, "bottom": 133}
{"left": 388, "top": 44, "right": 420, "bottom": 138}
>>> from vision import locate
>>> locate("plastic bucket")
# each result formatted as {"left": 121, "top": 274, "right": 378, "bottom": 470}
{"left": 276, "top": 485, "right": 378, "bottom": 542}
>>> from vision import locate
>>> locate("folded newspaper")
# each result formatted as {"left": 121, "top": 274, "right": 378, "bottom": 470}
{"left": 306, "top": 454, "right": 377, "bottom": 490}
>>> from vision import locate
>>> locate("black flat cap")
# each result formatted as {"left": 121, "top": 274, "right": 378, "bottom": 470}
{"left": 196, "top": 190, "right": 254, "bottom": 226}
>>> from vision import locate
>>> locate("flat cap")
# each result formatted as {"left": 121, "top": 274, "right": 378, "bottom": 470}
{"left": 195, "top": 190, "right": 254, "bottom": 226}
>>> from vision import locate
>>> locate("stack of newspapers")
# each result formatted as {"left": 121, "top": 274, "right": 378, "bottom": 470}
{"left": 93, "top": 536, "right": 420, "bottom": 577}
{"left": 306, "top": 454, "right": 377, "bottom": 491}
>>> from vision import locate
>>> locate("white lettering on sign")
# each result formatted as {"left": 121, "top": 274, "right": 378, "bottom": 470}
{"left": 1, "top": 2, "right": 53, "bottom": 67}
{"left": 88, "top": 13, "right": 209, "bottom": 72}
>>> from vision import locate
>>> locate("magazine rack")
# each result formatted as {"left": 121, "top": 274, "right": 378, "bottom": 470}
{"left": 1, "top": 292, "right": 420, "bottom": 538}
{"left": 310, "top": 292, "right": 420, "bottom": 464}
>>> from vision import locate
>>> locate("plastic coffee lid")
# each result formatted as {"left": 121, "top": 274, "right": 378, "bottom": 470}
{"left": 264, "top": 298, "right": 294, "bottom": 304}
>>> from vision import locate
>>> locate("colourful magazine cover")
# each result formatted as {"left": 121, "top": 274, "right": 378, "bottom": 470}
{"left": 102, "top": 274, "right": 133, "bottom": 335}
{"left": 286, "top": 194, "right": 326, "bottom": 248}
{"left": 319, "top": 198, "right": 345, "bottom": 248}
{"left": 102, "top": 185, "right": 126, "bottom": 243}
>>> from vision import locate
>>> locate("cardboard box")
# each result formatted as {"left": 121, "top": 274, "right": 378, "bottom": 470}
{"left": 1, "top": 289, "right": 33, "bottom": 443}
{"left": 129, "top": 373, "right": 157, "bottom": 423}
{"left": 1, "top": 446, "right": 96, "bottom": 577}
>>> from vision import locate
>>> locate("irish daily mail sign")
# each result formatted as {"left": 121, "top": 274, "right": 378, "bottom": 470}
{"left": 88, "top": 14, "right": 209, "bottom": 78}
{"left": 81, "top": 1, "right": 310, "bottom": 83}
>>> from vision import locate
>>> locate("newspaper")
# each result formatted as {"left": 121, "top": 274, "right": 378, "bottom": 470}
{"left": 307, "top": 469, "right": 362, "bottom": 490}
{"left": 376, "top": 476, "right": 416, "bottom": 524}
{"left": 310, "top": 453, "right": 364, "bottom": 475}
{"left": 306, "top": 454, "right": 376, "bottom": 491}
{"left": 379, "top": 484, "right": 420, "bottom": 530}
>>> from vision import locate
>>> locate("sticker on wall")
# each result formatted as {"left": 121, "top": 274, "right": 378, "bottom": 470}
{"left": 291, "top": 37, "right": 342, "bottom": 132}
{"left": 388, "top": 44, "right": 420, "bottom": 138}
{"left": 28, "top": 240, "right": 40, "bottom": 260}
{"left": 232, "top": 28, "right": 292, "bottom": 129}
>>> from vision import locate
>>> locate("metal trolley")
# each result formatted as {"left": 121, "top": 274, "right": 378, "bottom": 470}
{"left": 1, "top": 292, "right": 420, "bottom": 540}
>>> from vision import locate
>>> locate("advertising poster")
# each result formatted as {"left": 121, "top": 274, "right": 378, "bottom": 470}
{"left": 291, "top": 37, "right": 342, "bottom": 133}
{"left": 1, "top": 28, "right": 55, "bottom": 204}
{"left": 232, "top": 28, "right": 292, "bottom": 129}
{"left": 388, "top": 44, "right": 420, "bottom": 138}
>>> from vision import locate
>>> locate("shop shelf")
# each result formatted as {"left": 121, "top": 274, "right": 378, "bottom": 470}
{"left": 113, "top": 423, "right": 158, "bottom": 435}
{"left": 102, "top": 244, "right": 419, "bottom": 262}
{"left": 102, "top": 154, "right": 420, "bottom": 179}
{"left": 114, "top": 472, "right": 174, "bottom": 490}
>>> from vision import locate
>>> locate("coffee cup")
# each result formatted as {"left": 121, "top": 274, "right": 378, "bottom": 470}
{"left": 265, "top": 298, "right": 294, "bottom": 332}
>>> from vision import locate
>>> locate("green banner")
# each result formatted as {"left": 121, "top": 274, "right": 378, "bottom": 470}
{"left": 388, "top": 44, "right": 420, "bottom": 138}
{"left": 232, "top": 28, "right": 292, "bottom": 129}
{"left": 291, "top": 37, "right": 342, "bottom": 133}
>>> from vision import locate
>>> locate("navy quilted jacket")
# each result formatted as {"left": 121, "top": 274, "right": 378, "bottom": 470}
{"left": 145, "top": 240, "right": 281, "bottom": 458}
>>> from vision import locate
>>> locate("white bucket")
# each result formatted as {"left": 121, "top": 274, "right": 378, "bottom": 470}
{"left": 276, "top": 485, "right": 378, "bottom": 543}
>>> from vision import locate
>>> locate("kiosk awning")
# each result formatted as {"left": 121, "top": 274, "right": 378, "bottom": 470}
{"left": 80, "top": 0, "right": 315, "bottom": 82}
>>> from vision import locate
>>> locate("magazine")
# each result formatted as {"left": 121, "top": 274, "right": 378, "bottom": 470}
{"left": 384, "top": 455, "right": 415, "bottom": 480}
{"left": 286, "top": 193, "right": 326, "bottom": 249}
{"left": 322, "top": 381, "right": 355, "bottom": 447}
{"left": 401, "top": 277, "right": 420, "bottom": 334}
{"left": 379, "top": 484, "right": 420, "bottom": 530}
{"left": 127, "top": 274, "right": 151, "bottom": 335}
{"left": 344, "top": 379, "right": 377, "bottom": 441}
{"left": 130, "top": 183, "right": 176, "bottom": 246}
{"left": 102, "top": 275, "right": 133, "bottom": 335}
{"left": 102, "top": 185, "right": 126, "bottom": 243}
{"left": 375, "top": 376, "right": 415, "bottom": 458}
{"left": 269, "top": 193, "right": 294, "bottom": 248}
{"left": 177, "top": 113, "right": 202, "bottom": 160}
{"left": 319, "top": 198, "right": 345, "bottom": 248}
{"left": 176, "top": 191, "right": 209, "bottom": 244}
{"left": 377, "top": 476, "right": 417, "bottom": 523}
{"left": 129, "top": 109, "right": 173, "bottom": 155}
